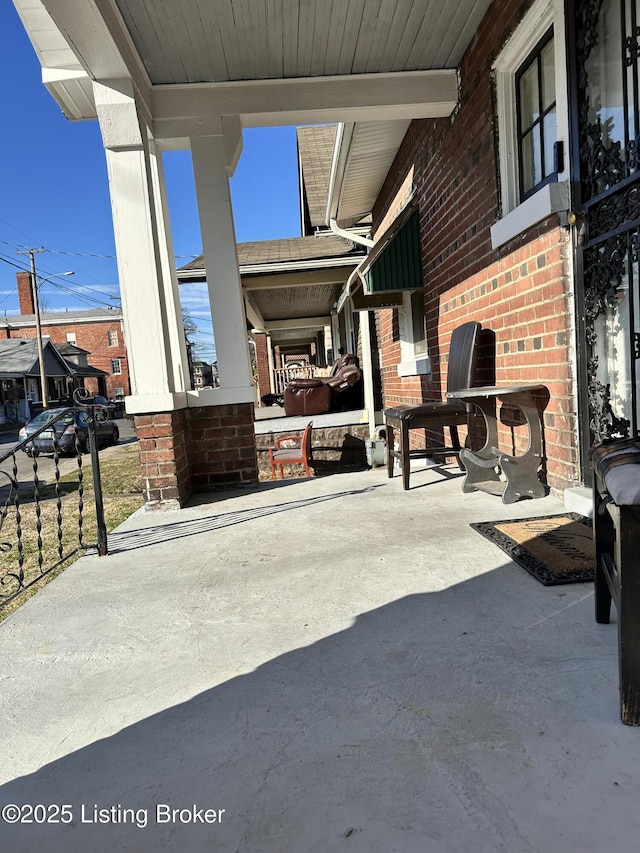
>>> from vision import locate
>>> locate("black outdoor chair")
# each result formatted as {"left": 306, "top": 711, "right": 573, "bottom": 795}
{"left": 384, "top": 321, "right": 481, "bottom": 489}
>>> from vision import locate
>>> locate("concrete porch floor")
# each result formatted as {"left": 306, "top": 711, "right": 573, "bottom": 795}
{"left": 0, "top": 464, "right": 637, "bottom": 852}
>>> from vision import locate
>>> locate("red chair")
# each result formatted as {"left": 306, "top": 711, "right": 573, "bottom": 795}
{"left": 269, "top": 421, "right": 314, "bottom": 479}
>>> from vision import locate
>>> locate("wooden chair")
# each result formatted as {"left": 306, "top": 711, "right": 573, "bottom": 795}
{"left": 269, "top": 421, "right": 314, "bottom": 479}
{"left": 385, "top": 321, "right": 481, "bottom": 489}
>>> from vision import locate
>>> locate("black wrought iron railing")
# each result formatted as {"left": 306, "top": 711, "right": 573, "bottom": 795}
{"left": 0, "top": 391, "right": 108, "bottom": 610}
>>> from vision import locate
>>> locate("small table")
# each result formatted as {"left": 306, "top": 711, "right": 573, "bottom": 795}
{"left": 446, "top": 384, "right": 549, "bottom": 504}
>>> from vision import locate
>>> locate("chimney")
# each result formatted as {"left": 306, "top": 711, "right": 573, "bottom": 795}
{"left": 16, "top": 272, "right": 35, "bottom": 315}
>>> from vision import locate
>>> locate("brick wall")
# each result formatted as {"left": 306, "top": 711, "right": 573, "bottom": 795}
{"left": 188, "top": 404, "right": 258, "bottom": 492}
{"left": 135, "top": 410, "right": 190, "bottom": 503}
{"left": 135, "top": 403, "right": 258, "bottom": 504}
{"left": 372, "top": 0, "right": 579, "bottom": 493}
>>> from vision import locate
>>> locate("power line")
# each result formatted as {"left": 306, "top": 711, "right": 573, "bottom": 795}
{"left": 44, "top": 278, "right": 121, "bottom": 301}
{"left": 0, "top": 220, "right": 42, "bottom": 247}
{"left": 0, "top": 252, "right": 120, "bottom": 310}
{"left": 0, "top": 252, "right": 31, "bottom": 273}
{"left": 47, "top": 280, "right": 120, "bottom": 309}
{"left": 47, "top": 247, "right": 201, "bottom": 260}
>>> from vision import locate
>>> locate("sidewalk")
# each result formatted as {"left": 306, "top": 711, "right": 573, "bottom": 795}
{"left": 0, "top": 464, "right": 636, "bottom": 852}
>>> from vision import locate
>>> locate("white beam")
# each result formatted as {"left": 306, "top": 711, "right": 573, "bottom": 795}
{"left": 264, "top": 317, "right": 331, "bottom": 331}
{"left": 241, "top": 267, "right": 356, "bottom": 290}
{"left": 152, "top": 70, "right": 458, "bottom": 133}
{"left": 244, "top": 294, "right": 266, "bottom": 332}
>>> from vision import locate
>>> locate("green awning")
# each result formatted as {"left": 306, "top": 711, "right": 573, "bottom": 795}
{"left": 364, "top": 209, "right": 422, "bottom": 294}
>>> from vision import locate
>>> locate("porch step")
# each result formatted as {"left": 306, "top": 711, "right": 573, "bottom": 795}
{"left": 254, "top": 408, "right": 371, "bottom": 435}
{"left": 564, "top": 486, "right": 593, "bottom": 518}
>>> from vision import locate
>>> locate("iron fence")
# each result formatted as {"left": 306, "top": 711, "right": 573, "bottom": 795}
{"left": 0, "top": 391, "right": 108, "bottom": 611}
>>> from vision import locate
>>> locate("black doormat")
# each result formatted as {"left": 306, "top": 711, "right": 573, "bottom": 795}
{"left": 470, "top": 513, "right": 594, "bottom": 586}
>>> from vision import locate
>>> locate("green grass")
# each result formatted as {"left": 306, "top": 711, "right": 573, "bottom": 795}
{"left": 0, "top": 443, "right": 144, "bottom": 622}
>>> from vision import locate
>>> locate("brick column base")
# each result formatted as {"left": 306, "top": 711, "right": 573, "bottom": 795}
{"left": 135, "top": 402, "right": 257, "bottom": 506}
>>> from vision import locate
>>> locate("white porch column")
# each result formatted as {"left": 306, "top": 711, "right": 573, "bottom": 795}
{"left": 359, "top": 310, "right": 377, "bottom": 436}
{"left": 330, "top": 311, "right": 340, "bottom": 360}
{"left": 266, "top": 333, "right": 276, "bottom": 394}
{"left": 190, "top": 133, "right": 254, "bottom": 404}
{"left": 93, "top": 80, "right": 189, "bottom": 414}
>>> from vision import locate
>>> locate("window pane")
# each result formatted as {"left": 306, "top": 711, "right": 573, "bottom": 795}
{"left": 543, "top": 109, "right": 557, "bottom": 177}
{"left": 518, "top": 61, "right": 539, "bottom": 131}
{"left": 540, "top": 39, "right": 555, "bottom": 110}
{"left": 584, "top": 0, "right": 627, "bottom": 190}
{"left": 521, "top": 127, "right": 542, "bottom": 195}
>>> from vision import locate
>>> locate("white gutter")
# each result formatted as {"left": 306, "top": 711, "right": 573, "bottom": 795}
{"left": 336, "top": 266, "right": 366, "bottom": 314}
{"left": 326, "top": 123, "right": 374, "bottom": 249}
{"left": 177, "top": 254, "right": 365, "bottom": 281}
{"left": 326, "top": 123, "right": 352, "bottom": 225}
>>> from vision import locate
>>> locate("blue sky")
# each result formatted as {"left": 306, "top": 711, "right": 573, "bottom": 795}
{"left": 0, "top": 2, "right": 303, "bottom": 361}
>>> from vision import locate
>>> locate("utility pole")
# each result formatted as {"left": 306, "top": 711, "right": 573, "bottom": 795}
{"left": 16, "top": 247, "right": 48, "bottom": 408}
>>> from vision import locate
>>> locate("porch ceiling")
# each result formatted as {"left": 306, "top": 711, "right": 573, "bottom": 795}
{"left": 268, "top": 326, "right": 321, "bottom": 346}
{"left": 251, "top": 283, "right": 340, "bottom": 323}
{"left": 114, "top": 0, "right": 490, "bottom": 85}
{"left": 16, "top": 1, "right": 490, "bottom": 129}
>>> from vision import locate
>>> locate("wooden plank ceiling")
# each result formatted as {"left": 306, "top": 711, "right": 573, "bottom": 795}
{"left": 114, "top": 0, "right": 492, "bottom": 85}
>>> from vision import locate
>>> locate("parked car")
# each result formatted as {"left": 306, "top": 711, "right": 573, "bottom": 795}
{"left": 18, "top": 408, "right": 119, "bottom": 456}
{"left": 85, "top": 394, "right": 116, "bottom": 419}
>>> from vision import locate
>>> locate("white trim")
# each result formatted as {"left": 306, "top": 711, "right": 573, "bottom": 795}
{"left": 186, "top": 386, "right": 255, "bottom": 407}
{"left": 490, "top": 180, "right": 570, "bottom": 249}
{"left": 125, "top": 392, "right": 188, "bottom": 415}
{"left": 398, "top": 358, "right": 431, "bottom": 378}
{"left": 396, "top": 292, "right": 431, "bottom": 378}
{"left": 177, "top": 254, "right": 364, "bottom": 281}
{"left": 493, "top": 0, "right": 569, "bottom": 215}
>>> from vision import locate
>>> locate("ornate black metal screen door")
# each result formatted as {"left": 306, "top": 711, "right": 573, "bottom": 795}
{"left": 570, "top": 0, "right": 640, "bottom": 479}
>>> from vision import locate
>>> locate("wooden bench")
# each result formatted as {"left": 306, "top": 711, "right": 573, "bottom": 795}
{"left": 592, "top": 439, "right": 640, "bottom": 725}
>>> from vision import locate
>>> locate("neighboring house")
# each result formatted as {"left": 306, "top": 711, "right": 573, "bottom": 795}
{"left": 0, "top": 272, "right": 130, "bottom": 402}
{"left": 0, "top": 337, "right": 107, "bottom": 422}
{"left": 179, "top": 230, "right": 364, "bottom": 401}
{"left": 192, "top": 360, "right": 214, "bottom": 389}
{"left": 14, "top": 0, "right": 637, "bottom": 506}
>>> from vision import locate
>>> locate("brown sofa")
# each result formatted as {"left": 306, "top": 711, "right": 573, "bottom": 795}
{"left": 283, "top": 355, "right": 361, "bottom": 417}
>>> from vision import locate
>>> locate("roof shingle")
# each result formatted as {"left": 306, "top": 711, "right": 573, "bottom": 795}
{"left": 180, "top": 234, "right": 359, "bottom": 273}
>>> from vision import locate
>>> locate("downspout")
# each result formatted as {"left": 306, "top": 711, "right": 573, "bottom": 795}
{"left": 329, "top": 218, "right": 374, "bottom": 248}
{"left": 327, "top": 122, "right": 376, "bottom": 434}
